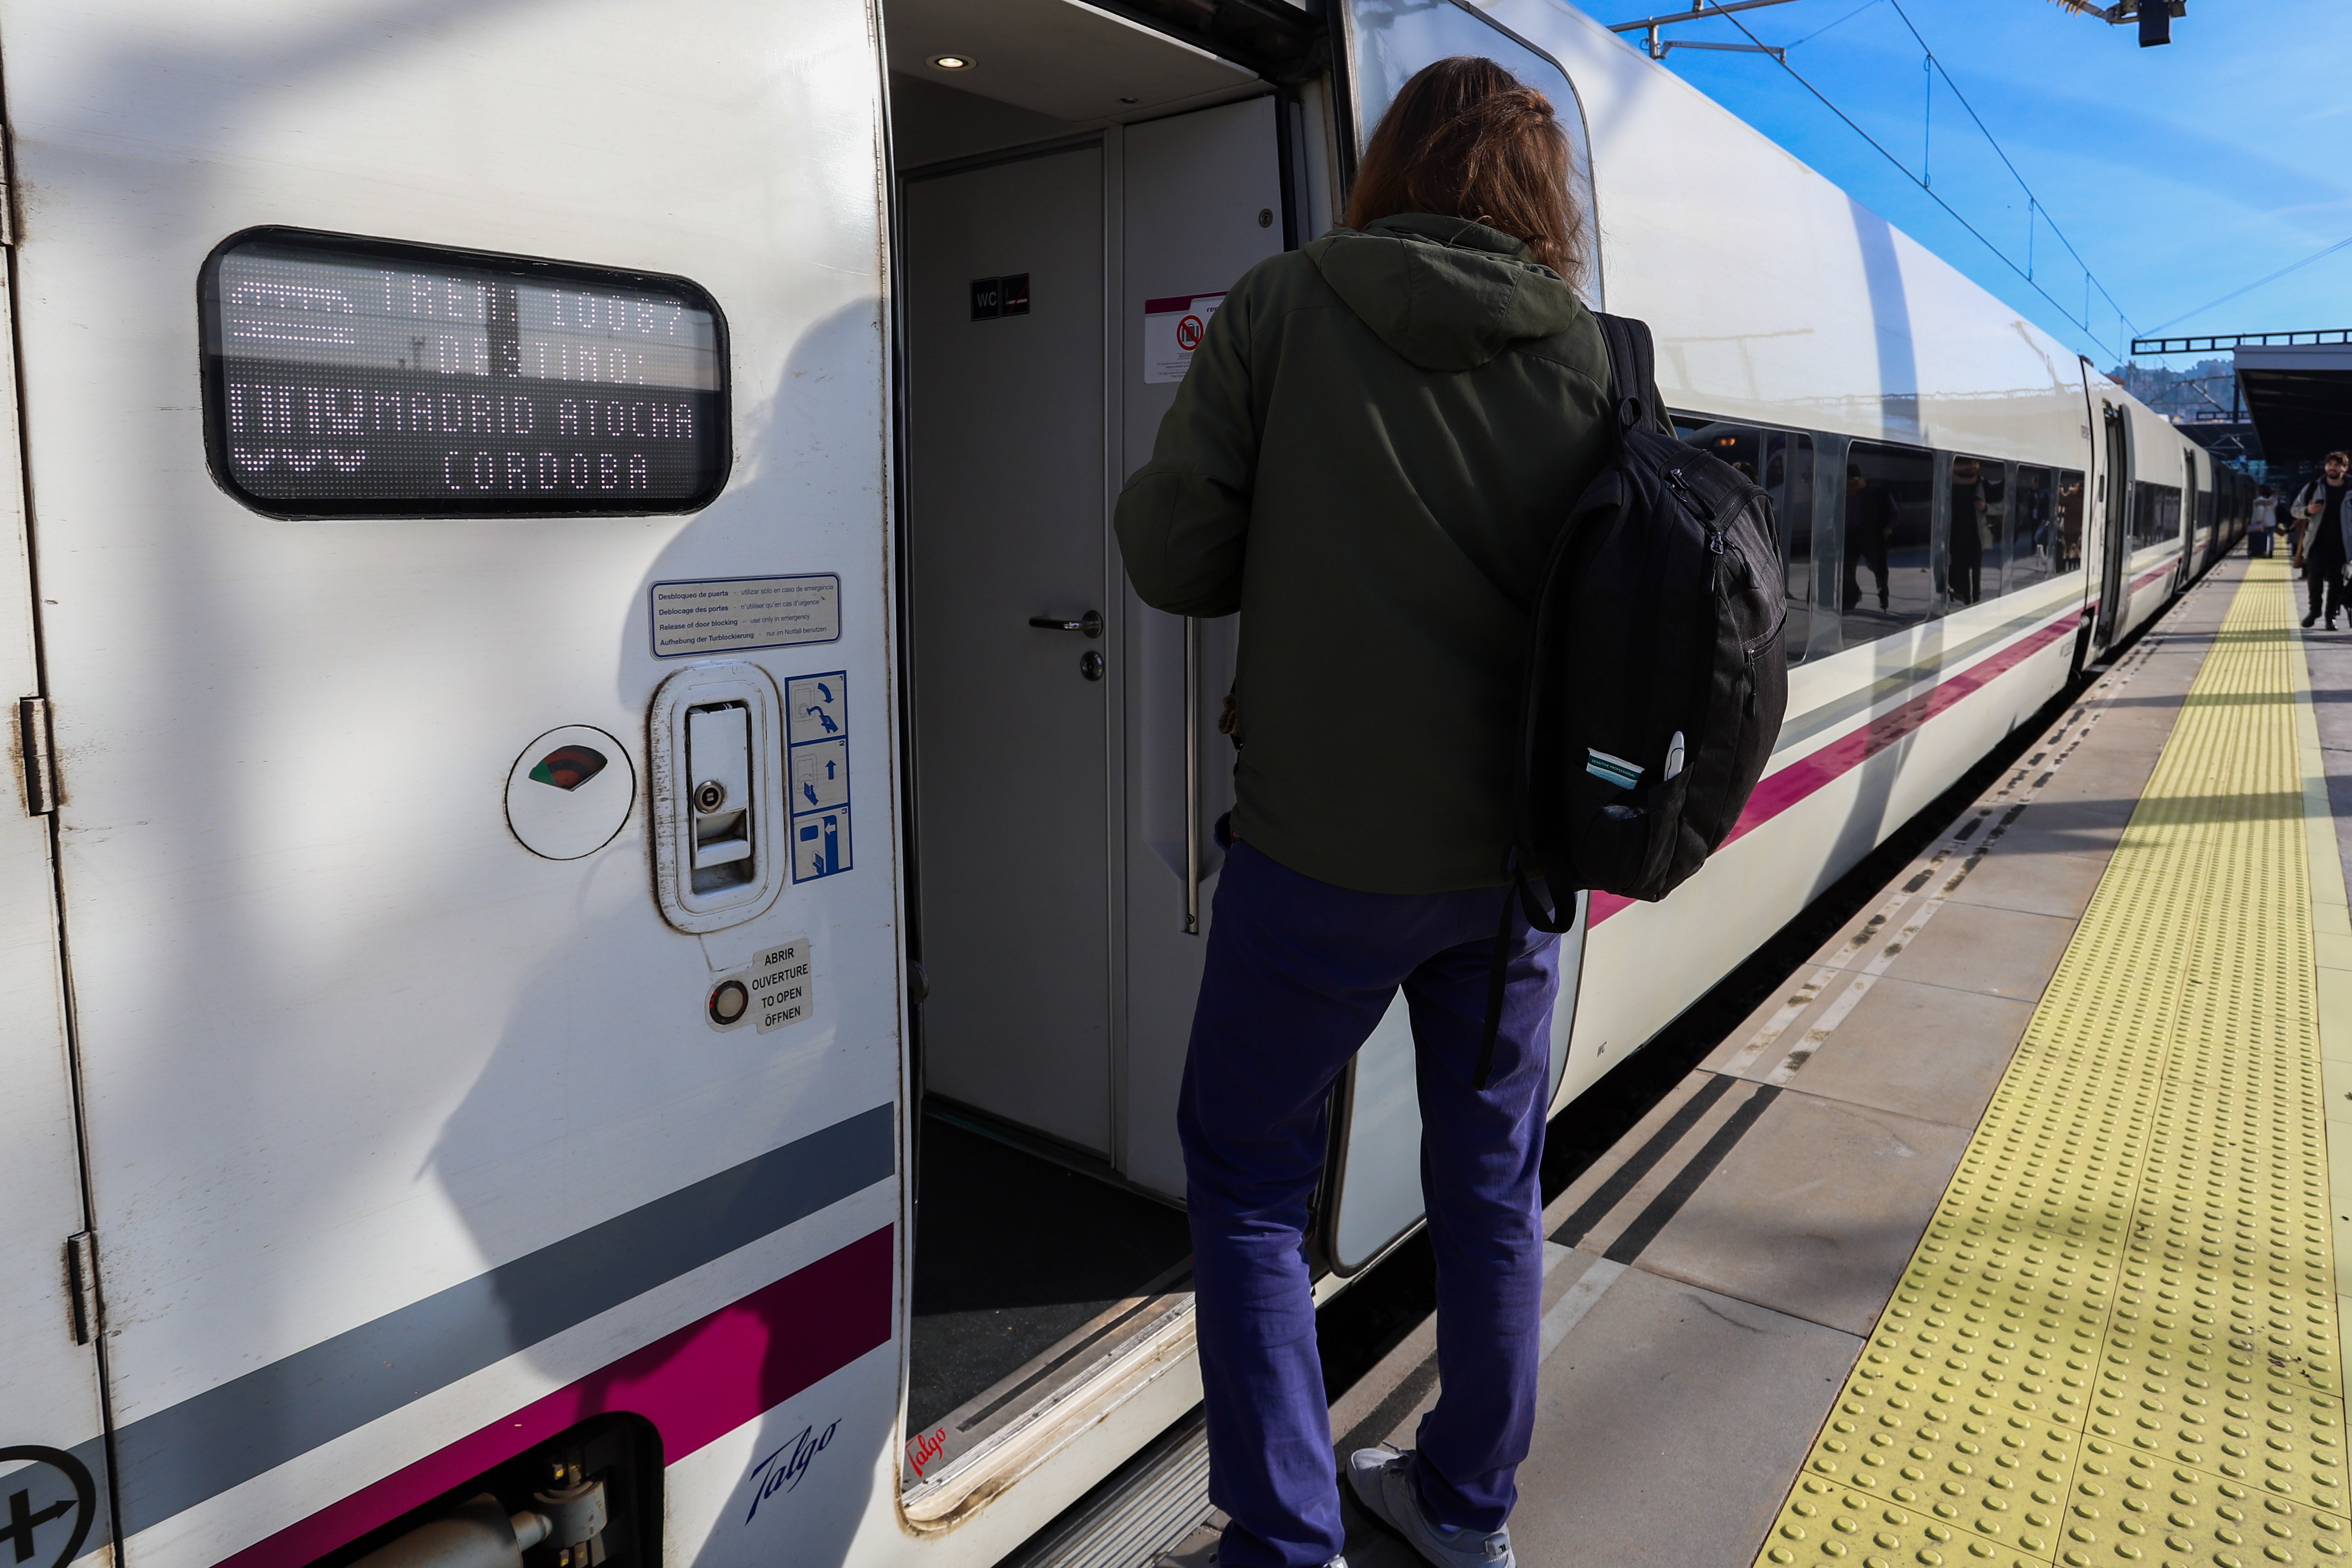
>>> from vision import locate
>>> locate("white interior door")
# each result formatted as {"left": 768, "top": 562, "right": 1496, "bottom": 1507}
{"left": 1115, "top": 98, "right": 1284, "bottom": 1198}
{"left": 905, "top": 146, "right": 1115, "bottom": 1155}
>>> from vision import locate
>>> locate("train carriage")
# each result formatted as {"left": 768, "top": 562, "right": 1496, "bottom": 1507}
{"left": 0, "top": 3, "right": 2240, "bottom": 1568}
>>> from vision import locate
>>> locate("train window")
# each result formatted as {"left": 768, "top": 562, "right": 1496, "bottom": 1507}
{"left": 2011, "top": 465, "right": 2057, "bottom": 591}
{"left": 1685, "top": 423, "right": 1762, "bottom": 482}
{"left": 1342, "top": 0, "right": 1603, "bottom": 305}
{"left": 1765, "top": 431, "right": 1814, "bottom": 663}
{"left": 2057, "top": 470, "right": 2086, "bottom": 573}
{"left": 199, "top": 228, "right": 729, "bottom": 518}
{"left": 1946, "top": 454, "right": 1998, "bottom": 606}
{"left": 2131, "top": 482, "right": 2182, "bottom": 551}
{"left": 1841, "top": 441, "right": 1935, "bottom": 641}
{"left": 1980, "top": 461, "right": 2007, "bottom": 598}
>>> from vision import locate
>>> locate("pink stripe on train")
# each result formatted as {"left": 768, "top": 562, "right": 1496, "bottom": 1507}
{"left": 1591, "top": 602, "right": 2090, "bottom": 925}
{"left": 215, "top": 1226, "right": 894, "bottom": 1568}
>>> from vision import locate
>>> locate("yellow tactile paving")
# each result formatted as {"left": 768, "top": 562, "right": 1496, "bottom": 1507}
{"left": 1756, "top": 561, "right": 2352, "bottom": 1568}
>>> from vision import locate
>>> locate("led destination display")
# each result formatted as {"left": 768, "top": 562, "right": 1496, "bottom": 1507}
{"left": 201, "top": 230, "right": 729, "bottom": 517}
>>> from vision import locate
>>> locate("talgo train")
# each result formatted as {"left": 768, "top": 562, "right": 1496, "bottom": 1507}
{"left": 0, "top": 2, "right": 2241, "bottom": 1568}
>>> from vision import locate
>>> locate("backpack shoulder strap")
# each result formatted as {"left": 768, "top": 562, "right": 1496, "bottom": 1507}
{"left": 1593, "top": 311, "right": 1661, "bottom": 442}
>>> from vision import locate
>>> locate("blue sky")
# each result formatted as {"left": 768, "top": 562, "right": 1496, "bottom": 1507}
{"left": 1565, "top": 0, "right": 2352, "bottom": 369}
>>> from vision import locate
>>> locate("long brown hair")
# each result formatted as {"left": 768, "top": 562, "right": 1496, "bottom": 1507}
{"left": 1342, "top": 56, "right": 1584, "bottom": 288}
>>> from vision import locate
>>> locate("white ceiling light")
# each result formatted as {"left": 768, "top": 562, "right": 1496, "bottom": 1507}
{"left": 926, "top": 52, "right": 974, "bottom": 71}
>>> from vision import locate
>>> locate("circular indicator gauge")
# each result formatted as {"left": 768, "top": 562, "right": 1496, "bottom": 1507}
{"left": 505, "top": 725, "right": 635, "bottom": 860}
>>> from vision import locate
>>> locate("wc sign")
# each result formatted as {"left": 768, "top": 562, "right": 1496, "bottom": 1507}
{"left": 1143, "top": 293, "right": 1225, "bottom": 384}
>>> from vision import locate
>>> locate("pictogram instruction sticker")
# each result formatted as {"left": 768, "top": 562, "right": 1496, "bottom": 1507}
{"left": 749, "top": 936, "right": 814, "bottom": 1031}
{"left": 1143, "top": 294, "right": 1225, "bottom": 384}
{"left": 785, "top": 671, "right": 852, "bottom": 882}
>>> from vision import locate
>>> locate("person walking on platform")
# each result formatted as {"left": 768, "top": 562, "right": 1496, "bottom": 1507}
{"left": 1114, "top": 56, "right": 1610, "bottom": 1568}
{"left": 2293, "top": 451, "right": 2351, "bottom": 629}
{"left": 2251, "top": 486, "right": 2276, "bottom": 558}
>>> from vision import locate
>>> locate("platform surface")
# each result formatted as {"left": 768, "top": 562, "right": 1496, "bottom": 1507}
{"left": 1159, "top": 552, "right": 2352, "bottom": 1568}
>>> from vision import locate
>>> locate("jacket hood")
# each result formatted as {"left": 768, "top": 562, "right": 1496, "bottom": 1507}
{"left": 1304, "top": 213, "right": 1586, "bottom": 373}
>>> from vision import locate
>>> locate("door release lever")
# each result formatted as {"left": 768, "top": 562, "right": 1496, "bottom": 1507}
{"left": 1028, "top": 610, "right": 1104, "bottom": 638}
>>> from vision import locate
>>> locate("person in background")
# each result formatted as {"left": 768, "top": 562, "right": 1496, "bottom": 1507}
{"left": 1843, "top": 463, "right": 1896, "bottom": 613}
{"left": 2293, "top": 451, "right": 2351, "bottom": 629}
{"left": 1948, "top": 455, "right": 1988, "bottom": 604}
{"left": 1114, "top": 55, "right": 1613, "bottom": 1568}
{"left": 2250, "top": 485, "right": 2275, "bottom": 558}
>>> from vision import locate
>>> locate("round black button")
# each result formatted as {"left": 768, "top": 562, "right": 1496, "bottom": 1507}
{"left": 708, "top": 978, "right": 750, "bottom": 1026}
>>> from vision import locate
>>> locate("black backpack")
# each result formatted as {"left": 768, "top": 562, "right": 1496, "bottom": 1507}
{"left": 1475, "top": 313, "right": 1787, "bottom": 1087}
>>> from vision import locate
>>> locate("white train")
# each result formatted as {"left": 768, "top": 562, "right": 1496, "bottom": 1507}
{"left": 0, "top": 2, "right": 2244, "bottom": 1568}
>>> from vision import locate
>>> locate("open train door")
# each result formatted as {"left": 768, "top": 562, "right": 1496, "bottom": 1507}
{"left": 1312, "top": 0, "right": 1603, "bottom": 1276}
{"left": 2093, "top": 400, "right": 2133, "bottom": 651}
{"left": 0, "top": 236, "right": 112, "bottom": 1568}
{"left": 2179, "top": 444, "right": 2201, "bottom": 590}
{"left": 0, "top": 7, "right": 905, "bottom": 1568}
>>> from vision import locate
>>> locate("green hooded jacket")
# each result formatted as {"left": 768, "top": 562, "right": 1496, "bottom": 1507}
{"left": 1114, "top": 213, "right": 1614, "bottom": 893}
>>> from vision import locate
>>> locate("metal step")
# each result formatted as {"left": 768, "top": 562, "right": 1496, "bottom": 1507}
{"left": 1002, "top": 1409, "right": 1212, "bottom": 1568}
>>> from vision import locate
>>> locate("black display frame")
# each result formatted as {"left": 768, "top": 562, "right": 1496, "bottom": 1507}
{"left": 198, "top": 226, "right": 732, "bottom": 520}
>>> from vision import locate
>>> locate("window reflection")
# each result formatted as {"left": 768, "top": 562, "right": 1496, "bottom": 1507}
{"left": 2131, "top": 482, "right": 2182, "bottom": 551}
{"left": 1945, "top": 455, "right": 1997, "bottom": 605}
{"left": 1680, "top": 421, "right": 1810, "bottom": 662}
{"left": 2011, "top": 465, "right": 2056, "bottom": 592}
{"left": 2056, "top": 470, "right": 2086, "bottom": 572}
{"left": 1681, "top": 421, "right": 1760, "bottom": 482}
{"left": 1766, "top": 432, "right": 1814, "bottom": 662}
{"left": 1657, "top": 416, "right": 2094, "bottom": 659}
{"left": 1842, "top": 442, "right": 1936, "bottom": 642}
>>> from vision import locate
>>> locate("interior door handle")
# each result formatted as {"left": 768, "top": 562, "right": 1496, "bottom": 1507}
{"left": 1028, "top": 610, "right": 1104, "bottom": 638}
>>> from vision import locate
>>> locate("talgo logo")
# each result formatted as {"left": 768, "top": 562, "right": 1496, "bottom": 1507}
{"left": 742, "top": 1420, "right": 839, "bottom": 1524}
{"left": 905, "top": 1425, "right": 948, "bottom": 1479}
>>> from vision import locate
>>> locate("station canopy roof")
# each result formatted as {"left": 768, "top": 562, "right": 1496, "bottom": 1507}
{"left": 2235, "top": 344, "right": 2352, "bottom": 467}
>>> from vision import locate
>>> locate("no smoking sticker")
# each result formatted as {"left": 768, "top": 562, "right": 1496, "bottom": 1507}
{"left": 1143, "top": 293, "right": 1225, "bottom": 384}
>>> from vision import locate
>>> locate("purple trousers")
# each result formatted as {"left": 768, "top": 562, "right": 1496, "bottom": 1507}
{"left": 1180, "top": 838, "right": 1560, "bottom": 1568}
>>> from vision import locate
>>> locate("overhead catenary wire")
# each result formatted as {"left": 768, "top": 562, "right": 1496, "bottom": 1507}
{"left": 2142, "top": 233, "right": 2352, "bottom": 335}
{"left": 1691, "top": 0, "right": 2139, "bottom": 357}
{"left": 1784, "top": 0, "right": 1886, "bottom": 49}
{"left": 1885, "top": 0, "right": 2134, "bottom": 336}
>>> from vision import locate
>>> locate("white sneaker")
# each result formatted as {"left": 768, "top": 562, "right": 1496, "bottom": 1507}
{"left": 1345, "top": 1449, "right": 1512, "bottom": 1568}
